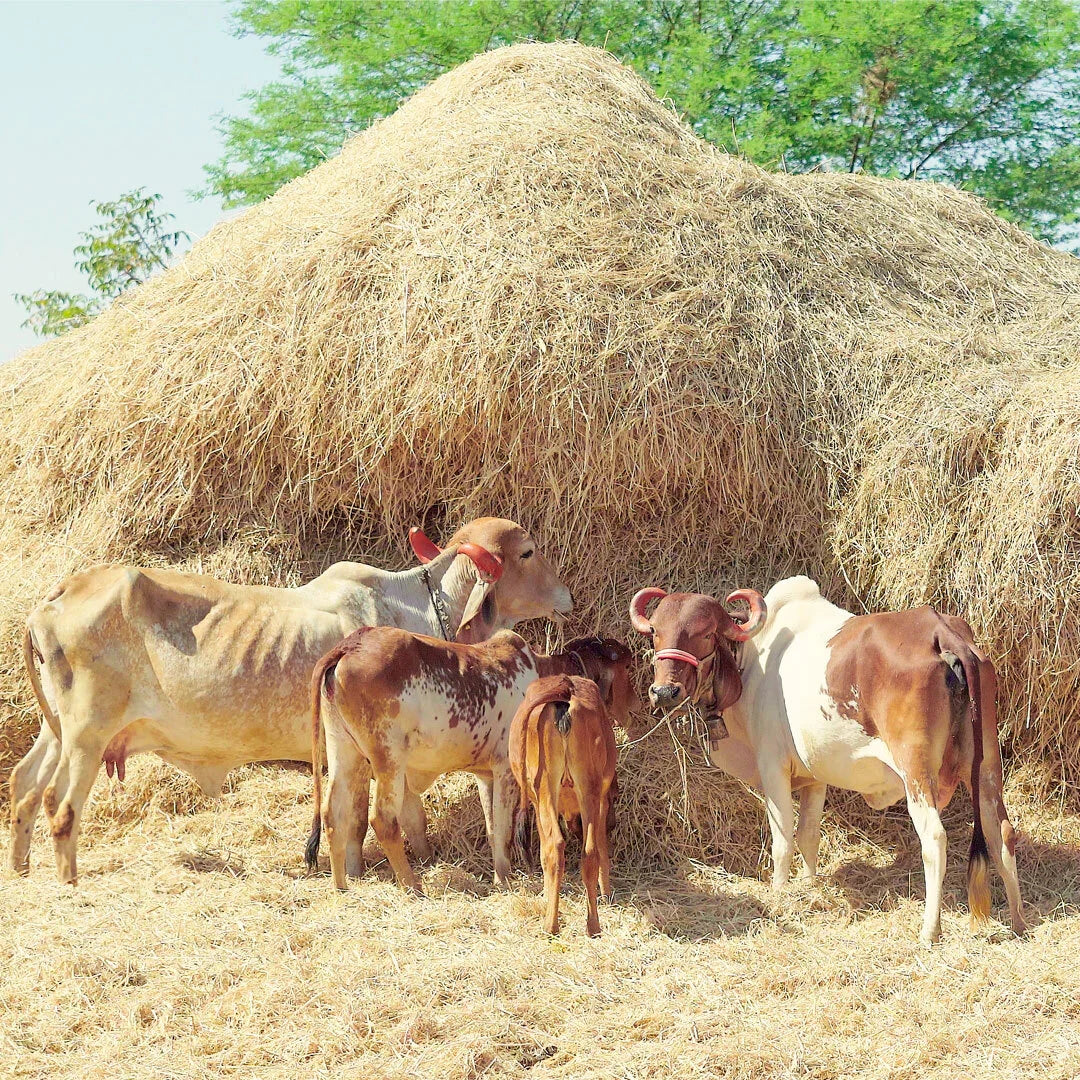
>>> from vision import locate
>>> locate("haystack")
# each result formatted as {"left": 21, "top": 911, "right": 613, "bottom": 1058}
{"left": 2, "top": 41, "right": 1079, "bottom": 821}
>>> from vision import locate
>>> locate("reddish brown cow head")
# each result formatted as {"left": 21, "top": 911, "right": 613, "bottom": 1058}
{"left": 411, "top": 517, "right": 574, "bottom": 643}
{"left": 629, "top": 588, "right": 766, "bottom": 714}
{"left": 561, "top": 636, "right": 635, "bottom": 728}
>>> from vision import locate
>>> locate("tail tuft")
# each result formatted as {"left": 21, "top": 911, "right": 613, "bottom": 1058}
{"left": 304, "top": 818, "right": 322, "bottom": 873}
{"left": 967, "top": 843, "right": 991, "bottom": 926}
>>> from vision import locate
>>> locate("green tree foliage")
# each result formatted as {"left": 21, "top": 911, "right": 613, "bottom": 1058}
{"left": 16, "top": 189, "right": 189, "bottom": 338}
{"left": 207, "top": 0, "right": 1080, "bottom": 244}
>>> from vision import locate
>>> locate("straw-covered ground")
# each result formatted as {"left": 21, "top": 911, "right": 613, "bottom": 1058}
{"left": 3, "top": 753, "right": 1079, "bottom": 1079}
{"left": 3, "top": 39, "right": 1080, "bottom": 1079}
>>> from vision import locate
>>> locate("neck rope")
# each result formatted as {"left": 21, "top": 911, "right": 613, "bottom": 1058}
{"left": 420, "top": 567, "right": 452, "bottom": 641}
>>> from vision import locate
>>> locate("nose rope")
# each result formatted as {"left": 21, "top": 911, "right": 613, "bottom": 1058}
{"left": 654, "top": 648, "right": 701, "bottom": 667}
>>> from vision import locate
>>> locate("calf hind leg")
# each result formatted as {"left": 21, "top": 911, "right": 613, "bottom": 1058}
{"left": 536, "top": 791, "right": 565, "bottom": 936}
{"left": 345, "top": 761, "right": 371, "bottom": 880}
{"left": 322, "top": 727, "right": 371, "bottom": 887}
{"left": 977, "top": 778, "right": 1026, "bottom": 936}
{"left": 370, "top": 771, "right": 421, "bottom": 895}
{"left": 597, "top": 781, "right": 614, "bottom": 902}
{"left": 8, "top": 723, "right": 61, "bottom": 875}
{"left": 578, "top": 801, "right": 603, "bottom": 938}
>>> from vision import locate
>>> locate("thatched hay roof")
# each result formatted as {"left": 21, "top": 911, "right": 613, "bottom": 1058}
{"left": 2, "top": 41, "right": 1079, "bottom": 786}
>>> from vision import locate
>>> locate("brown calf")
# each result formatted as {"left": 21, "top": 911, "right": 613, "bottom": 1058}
{"left": 510, "top": 675, "right": 617, "bottom": 937}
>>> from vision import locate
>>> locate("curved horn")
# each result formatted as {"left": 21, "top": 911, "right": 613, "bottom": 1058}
{"left": 409, "top": 527, "right": 442, "bottom": 564}
{"left": 629, "top": 587, "right": 666, "bottom": 636}
{"left": 723, "top": 589, "right": 767, "bottom": 642}
{"left": 458, "top": 542, "right": 503, "bottom": 583}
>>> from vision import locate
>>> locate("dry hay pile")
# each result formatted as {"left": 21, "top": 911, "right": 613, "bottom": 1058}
{"left": 2, "top": 40, "right": 1080, "bottom": 836}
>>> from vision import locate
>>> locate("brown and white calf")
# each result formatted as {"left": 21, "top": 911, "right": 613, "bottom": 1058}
{"left": 633, "top": 577, "right": 1025, "bottom": 943}
{"left": 306, "top": 631, "right": 632, "bottom": 893}
{"left": 510, "top": 675, "right": 619, "bottom": 937}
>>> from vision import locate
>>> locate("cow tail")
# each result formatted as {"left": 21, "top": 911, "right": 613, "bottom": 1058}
{"left": 305, "top": 652, "right": 338, "bottom": 873}
{"left": 512, "top": 709, "right": 536, "bottom": 868}
{"left": 942, "top": 631, "right": 991, "bottom": 924}
{"left": 24, "top": 623, "right": 61, "bottom": 742}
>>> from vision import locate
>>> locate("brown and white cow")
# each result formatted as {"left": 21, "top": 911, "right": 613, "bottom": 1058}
{"left": 306, "top": 631, "right": 632, "bottom": 893}
{"left": 510, "top": 675, "right": 619, "bottom": 937}
{"left": 633, "top": 576, "right": 1025, "bottom": 944}
{"left": 11, "top": 518, "right": 572, "bottom": 883}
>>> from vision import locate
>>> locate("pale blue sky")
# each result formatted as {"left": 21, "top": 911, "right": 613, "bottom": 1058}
{"left": 0, "top": 0, "right": 281, "bottom": 361}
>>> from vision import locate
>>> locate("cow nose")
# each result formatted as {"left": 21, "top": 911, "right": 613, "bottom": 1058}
{"left": 650, "top": 683, "right": 682, "bottom": 708}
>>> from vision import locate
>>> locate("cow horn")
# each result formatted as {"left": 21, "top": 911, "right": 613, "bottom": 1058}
{"left": 630, "top": 587, "right": 666, "bottom": 636}
{"left": 458, "top": 542, "right": 503, "bottom": 583}
{"left": 409, "top": 527, "right": 442, "bottom": 564}
{"left": 723, "top": 589, "right": 767, "bottom": 641}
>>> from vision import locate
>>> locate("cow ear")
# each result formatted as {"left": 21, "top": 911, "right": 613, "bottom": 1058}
{"left": 712, "top": 649, "right": 743, "bottom": 712}
{"left": 455, "top": 579, "right": 498, "bottom": 644}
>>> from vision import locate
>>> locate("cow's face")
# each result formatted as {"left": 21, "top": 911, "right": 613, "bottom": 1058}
{"left": 448, "top": 518, "right": 573, "bottom": 636}
{"left": 644, "top": 594, "right": 725, "bottom": 711}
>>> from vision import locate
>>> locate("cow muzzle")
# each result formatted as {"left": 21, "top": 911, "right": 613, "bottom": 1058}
{"left": 649, "top": 682, "right": 684, "bottom": 710}
{"left": 551, "top": 585, "right": 574, "bottom": 619}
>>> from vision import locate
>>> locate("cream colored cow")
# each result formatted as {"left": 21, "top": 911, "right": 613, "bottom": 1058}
{"left": 10, "top": 518, "right": 572, "bottom": 883}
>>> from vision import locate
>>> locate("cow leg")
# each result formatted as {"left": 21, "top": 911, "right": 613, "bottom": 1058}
{"left": 759, "top": 761, "right": 796, "bottom": 890}
{"left": 490, "top": 767, "right": 518, "bottom": 888}
{"left": 596, "top": 779, "right": 614, "bottom": 902}
{"left": 44, "top": 732, "right": 112, "bottom": 885}
{"left": 474, "top": 773, "right": 507, "bottom": 885}
{"left": 370, "top": 770, "right": 421, "bottom": 895}
{"left": 346, "top": 761, "right": 371, "bottom": 880}
{"left": 401, "top": 785, "right": 433, "bottom": 863}
{"left": 8, "top": 723, "right": 62, "bottom": 875}
{"left": 904, "top": 779, "right": 948, "bottom": 945}
{"left": 795, "top": 782, "right": 827, "bottom": 881}
{"left": 322, "top": 725, "right": 368, "bottom": 888}
{"left": 579, "top": 798, "right": 602, "bottom": 938}
{"left": 973, "top": 763, "right": 1026, "bottom": 936}
{"left": 536, "top": 785, "right": 565, "bottom": 936}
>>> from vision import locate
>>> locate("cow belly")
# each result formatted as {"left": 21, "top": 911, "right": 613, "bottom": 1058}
{"left": 780, "top": 679, "right": 905, "bottom": 804}
{"left": 382, "top": 688, "right": 520, "bottom": 776}
{"left": 397, "top": 718, "right": 508, "bottom": 774}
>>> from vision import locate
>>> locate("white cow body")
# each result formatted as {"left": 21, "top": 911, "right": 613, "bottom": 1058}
{"left": 639, "top": 576, "right": 1025, "bottom": 943}
{"left": 730, "top": 577, "right": 906, "bottom": 808}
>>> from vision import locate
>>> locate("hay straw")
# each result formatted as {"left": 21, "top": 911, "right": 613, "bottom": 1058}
{"left": 1, "top": 42, "right": 1079, "bottom": 852}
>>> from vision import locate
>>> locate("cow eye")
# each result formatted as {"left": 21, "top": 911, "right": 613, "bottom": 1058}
{"left": 520, "top": 550, "right": 534, "bottom": 560}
